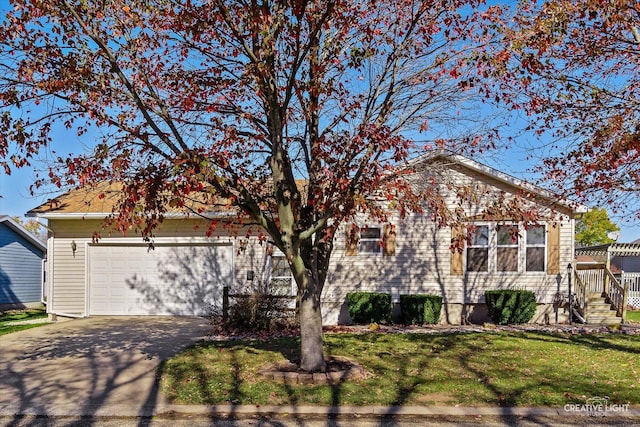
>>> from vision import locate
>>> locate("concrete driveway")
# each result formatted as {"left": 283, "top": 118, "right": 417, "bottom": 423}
{"left": 0, "top": 316, "right": 211, "bottom": 417}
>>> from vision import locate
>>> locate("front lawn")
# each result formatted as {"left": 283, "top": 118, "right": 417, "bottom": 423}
{"left": 161, "top": 331, "right": 640, "bottom": 407}
{"left": 627, "top": 310, "right": 640, "bottom": 323}
{"left": 0, "top": 308, "right": 48, "bottom": 335}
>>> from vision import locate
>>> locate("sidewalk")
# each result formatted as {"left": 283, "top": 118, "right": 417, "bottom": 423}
{"left": 2, "top": 402, "right": 639, "bottom": 419}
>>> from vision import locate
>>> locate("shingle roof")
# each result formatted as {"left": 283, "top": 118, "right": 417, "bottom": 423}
{"left": 27, "top": 181, "right": 236, "bottom": 219}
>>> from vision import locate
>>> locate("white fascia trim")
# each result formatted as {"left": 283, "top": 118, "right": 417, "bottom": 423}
{"left": 89, "top": 236, "right": 236, "bottom": 245}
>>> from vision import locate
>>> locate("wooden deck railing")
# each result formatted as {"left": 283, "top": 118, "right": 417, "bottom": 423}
{"left": 573, "top": 270, "right": 588, "bottom": 316}
{"left": 575, "top": 266, "right": 605, "bottom": 293}
{"left": 605, "top": 269, "right": 627, "bottom": 319}
{"left": 575, "top": 264, "right": 628, "bottom": 322}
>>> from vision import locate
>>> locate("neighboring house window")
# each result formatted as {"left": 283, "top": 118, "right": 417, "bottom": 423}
{"left": 467, "top": 225, "right": 489, "bottom": 272}
{"left": 526, "top": 225, "right": 546, "bottom": 272}
{"left": 497, "top": 225, "right": 518, "bottom": 272}
{"left": 268, "top": 255, "right": 295, "bottom": 296}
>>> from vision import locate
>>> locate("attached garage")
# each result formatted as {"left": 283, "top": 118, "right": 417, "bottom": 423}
{"left": 88, "top": 242, "right": 233, "bottom": 316}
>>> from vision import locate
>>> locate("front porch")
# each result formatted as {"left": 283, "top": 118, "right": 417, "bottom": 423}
{"left": 572, "top": 264, "right": 626, "bottom": 325}
{"left": 574, "top": 243, "right": 640, "bottom": 324}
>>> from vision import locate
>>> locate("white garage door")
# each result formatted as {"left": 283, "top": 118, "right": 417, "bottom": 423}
{"left": 89, "top": 243, "right": 233, "bottom": 316}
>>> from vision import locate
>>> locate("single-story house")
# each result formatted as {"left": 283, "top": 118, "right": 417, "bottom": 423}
{"left": 27, "top": 152, "right": 587, "bottom": 324}
{"left": 0, "top": 215, "right": 47, "bottom": 309}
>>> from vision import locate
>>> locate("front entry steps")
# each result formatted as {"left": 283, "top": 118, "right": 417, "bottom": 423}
{"left": 584, "top": 292, "right": 622, "bottom": 325}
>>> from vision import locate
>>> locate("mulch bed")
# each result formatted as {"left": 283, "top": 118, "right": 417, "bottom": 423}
{"left": 207, "top": 322, "right": 640, "bottom": 341}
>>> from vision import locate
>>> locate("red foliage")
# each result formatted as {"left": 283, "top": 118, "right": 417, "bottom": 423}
{"left": 485, "top": 0, "right": 640, "bottom": 218}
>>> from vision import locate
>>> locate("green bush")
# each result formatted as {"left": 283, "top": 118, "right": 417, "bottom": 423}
{"left": 484, "top": 290, "right": 537, "bottom": 325}
{"left": 400, "top": 294, "right": 442, "bottom": 325}
{"left": 346, "top": 292, "right": 392, "bottom": 324}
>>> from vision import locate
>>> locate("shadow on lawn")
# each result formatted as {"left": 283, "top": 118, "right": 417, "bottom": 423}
{"left": 162, "top": 331, "right": 640, "bottom": 426}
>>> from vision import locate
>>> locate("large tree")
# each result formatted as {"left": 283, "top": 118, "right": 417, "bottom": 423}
{"left": 488, "top": 0, "right": 640, "bottom": 219}
{"left": 575, "top": 207, "right": 620, "bottom": 247}
{"left": 0, "top": 0, "right": 507, "bottom": 371}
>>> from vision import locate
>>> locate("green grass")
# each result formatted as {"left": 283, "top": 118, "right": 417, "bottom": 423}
{"left": 161, "top": 331, "right": 640, "bottom": 407}
{"left": 626, "top": 310, "right": 640, "bottom": 323}
{"left": 0, "top": 308, "right": 48, "bottom": 336}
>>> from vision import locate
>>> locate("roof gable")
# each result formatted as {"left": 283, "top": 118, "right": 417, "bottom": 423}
{"left": 408, "top": 150, "right": 588, "bottom": 215}
{"left": 0, "top": 216, "right": 47, "bottom": 252}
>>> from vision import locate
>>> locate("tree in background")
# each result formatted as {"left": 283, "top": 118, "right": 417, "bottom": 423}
{"left": 11, "top": 216, "right": 47, "bottom": 243}
{"left": 488, "top": 0, "right": 640, "bottom": 219}
{"left": 575, "top": 208, "right": 620, "bottom": 248}
{"left": 0, "top": 1, "right": 519, "bottom": 371}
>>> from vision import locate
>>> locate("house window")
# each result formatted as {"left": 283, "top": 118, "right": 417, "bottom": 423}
{"left": 345, "top": 223, "right": 395, "bottom": 256}
{"left": 496, "top": 225, "right": 518, "bottom": 272}
{"left": 465, "top": 222, "right": 547, "bottom": 273}
{"left": 467, "top": 225, "right": 489, "bottom": 272}
{"left": 526, "top": 225, "right": 546, "bottom": 272}
{"left": 358, "top": 226, "right": 382, "bottom": 255}
{"left": 269, "top": 255, "right": 294, "bottom": 296}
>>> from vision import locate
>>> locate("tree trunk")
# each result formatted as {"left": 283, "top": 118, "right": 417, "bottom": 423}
{"left": 294, "top": 236, "right": 332, "bottom": 373}
{"left": 299, "top": 277, "right": 325, "bottom": 372}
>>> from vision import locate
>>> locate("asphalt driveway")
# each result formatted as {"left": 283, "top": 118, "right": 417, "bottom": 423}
{"left": 0, "top": 316, "right": 211, "bottom": 417}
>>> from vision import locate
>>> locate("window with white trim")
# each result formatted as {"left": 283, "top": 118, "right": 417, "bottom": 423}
{"left": 268, "top": 255, "right": 295, "bottom": 296}
{"left": 525, "top": 225, "right": 546, "bottom": 272}
{"left": 465, "top": 223, "right": 547, "bottom": 273}
{"left": 467, "top": 225, "right": 489, "bottom": 272}
{"left": 358, "top": 226, "right": 383, "bottom": 255}
{"left": 496, "top": 225, "right": 519, "bottom": 272}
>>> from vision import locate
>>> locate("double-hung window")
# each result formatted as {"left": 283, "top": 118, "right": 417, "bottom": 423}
{"left": 467, "top": 225, "right": 489, "bottom": 272}
{"left": 496, "top": 225, "right": 519, "bottom": 272}
{"left": 525, "top": 225, "right": 546, "bottom": 272}
{"left": 268, "top": 255, "right": 295, "bottom": 296}
{"left": 358, "top": 226, "right": 383, "bottom": 255}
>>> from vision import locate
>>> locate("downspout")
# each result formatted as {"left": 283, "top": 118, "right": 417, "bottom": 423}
{"left": 37, "top": 221, "right": 55, "bottom": 307}
{"left": 36, "top": 221, "right": 55, "bottom": 314}
{"left": 41, "top": 259, "right": 46, "bottom": 305}
{"left": 572, "top": 308, "right": 586, "bottom": 324}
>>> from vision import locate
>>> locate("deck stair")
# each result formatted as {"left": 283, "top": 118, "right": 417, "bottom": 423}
{"left": 584, "top": 292, "right": 621, "bottom": 325}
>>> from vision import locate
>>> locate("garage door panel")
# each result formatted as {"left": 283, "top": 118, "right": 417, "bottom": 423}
{"left": 89, "top": 244, "right": 232, "bottom": 315}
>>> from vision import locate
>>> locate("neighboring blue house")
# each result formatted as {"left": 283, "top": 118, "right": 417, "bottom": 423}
{"left": 0, "top": 216, "right": 47, "bottom": 309}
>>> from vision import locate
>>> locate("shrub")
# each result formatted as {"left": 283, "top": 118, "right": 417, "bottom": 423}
{"left": 346, "top": 292, "right": 392, "bottom": 324}
{"left": 400, "top": 294, "right": 442, "bottom": 325}
{"left": 484, "top": 290, "right": 537, "bottom": 325}
{"left": 224, "top": 292, "right": 295, "bottom": 332}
